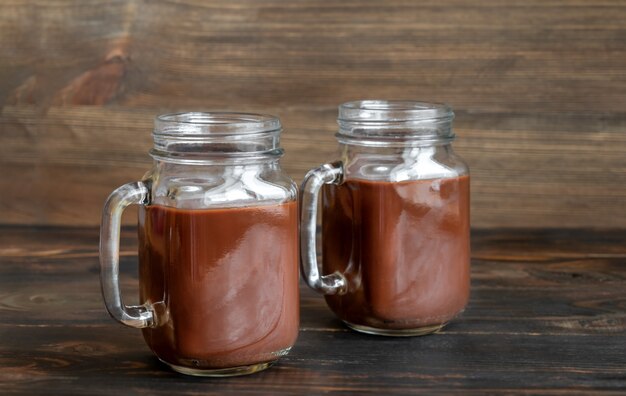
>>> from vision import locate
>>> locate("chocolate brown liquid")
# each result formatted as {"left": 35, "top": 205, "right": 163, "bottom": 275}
{"left": 322, "top": 176, "right": 470, "bottom": 330}
{"left": 138, "top": 201, "right": 299, "bottom": 369}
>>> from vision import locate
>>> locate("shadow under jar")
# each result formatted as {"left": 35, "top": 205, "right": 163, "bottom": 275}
{"left": 300, "top": 100, "right": 470, "bottom": 336}
{"left": 100, "top": 112, "right": 299, "bottom": 376}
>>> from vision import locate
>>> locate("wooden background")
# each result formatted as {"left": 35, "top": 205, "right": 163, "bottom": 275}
{"left": 1, "top": 0, "right": 625, "bottom": 228}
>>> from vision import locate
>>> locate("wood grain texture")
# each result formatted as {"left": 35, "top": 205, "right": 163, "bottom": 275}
{"left": 1, "top": 0, "right": 626, "bottom": 227}
{"left": 1, "top": 226, "right": 626, "bottom": 394}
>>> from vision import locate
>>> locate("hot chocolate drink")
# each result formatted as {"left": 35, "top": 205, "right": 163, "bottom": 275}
{"left": 138, "top": 201, "right": 299, "bottom": 370}
{"left": 322, "top": 176, "right": 470, "bottom": 332}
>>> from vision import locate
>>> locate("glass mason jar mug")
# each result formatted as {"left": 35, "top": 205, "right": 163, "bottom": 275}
{"left": 301, "top": 100, "right": 470, "bottom": 336}
{"left": 100, "top": 112, "right": 299, "bottom": 376}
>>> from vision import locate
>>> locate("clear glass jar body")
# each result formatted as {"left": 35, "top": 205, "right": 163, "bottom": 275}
{"left": 301, "top": 101, "right": 470, "bottom": 336}
{"left": 100, "top": 113, "right": 299, "bottom": 376}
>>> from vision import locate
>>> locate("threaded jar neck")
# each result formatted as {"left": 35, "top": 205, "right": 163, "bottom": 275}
{"left": 337, "top": 100, "right": 455, "bottom": 147}
{"left": 151, "top": 112, "right": 283, "bottom": 164}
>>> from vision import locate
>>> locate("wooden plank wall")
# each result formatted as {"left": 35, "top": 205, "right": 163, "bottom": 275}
{"left": 1, "top": 0, "right": 625, "bottom": 228}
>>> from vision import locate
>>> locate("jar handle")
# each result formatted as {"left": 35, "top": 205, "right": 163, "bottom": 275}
{"left": 300, "top": 161, "right": 347, "bottom": 295}
{"left": 99, "top": 181, "right": 154, "bottom": 328}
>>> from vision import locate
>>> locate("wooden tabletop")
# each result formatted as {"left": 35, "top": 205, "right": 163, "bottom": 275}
{"left": 1, "top": 226, "right": 625, "bottom": 394}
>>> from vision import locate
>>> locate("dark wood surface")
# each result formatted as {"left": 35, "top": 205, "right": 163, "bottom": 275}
{"left": 1, "top": 0, "right": 626, "bottom": 228}
{"left": 1, "top": 226, "right": 625, "bottom": 394}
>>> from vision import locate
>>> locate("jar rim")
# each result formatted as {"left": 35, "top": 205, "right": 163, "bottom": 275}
{"left": 339, "top": 100, "right": 454, "bottom": 123}
{"left": 155, "top": 112, "right": 282, "bottom": 136}
{"left": 337, "top": 100, "right": 455, "bottom": 146}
